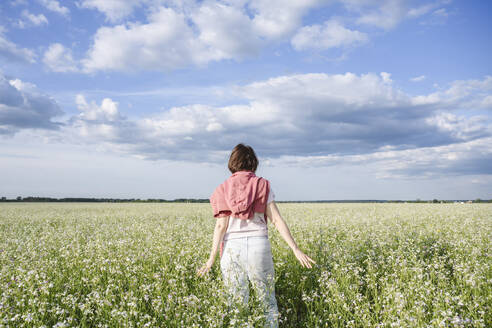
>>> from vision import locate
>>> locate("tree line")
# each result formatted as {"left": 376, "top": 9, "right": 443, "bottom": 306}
{"left": 1, "top": 197, "right": 490, "bottom": 203}
{"left": 0, "top": 197, "right": 210, "bottom": 203}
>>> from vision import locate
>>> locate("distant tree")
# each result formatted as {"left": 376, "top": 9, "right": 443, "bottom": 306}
{"left": 1, "top": 197, "right": 6, "bottom": 201}
{"left": 432, "top": 199, "right": 439, "bottom": 203}
{"left": 475, "top": 198, "right": 482, "bottom": 203}
{"left": 16, "top": 196, "right": 22, "bottom": 201}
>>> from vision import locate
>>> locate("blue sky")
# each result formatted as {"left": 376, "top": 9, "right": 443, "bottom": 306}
{"left": 0, "top": 0, "right": 491, "bottom": 200}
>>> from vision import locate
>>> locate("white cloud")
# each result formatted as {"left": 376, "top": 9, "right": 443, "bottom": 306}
{"left": 4, "top": 70, "right": 491, "bottom": 179}
{"left": 0, "top": 31, "right": 36, "bottom": 63}
{"left": 79, "top": 0, "right": 323, "bottom": 36}
{"left": 482, "top": 95, "right": 492, "bottom": 109}
{"left": 250, "top": 0, "right": 322, "bottom": 40}
{"left": 78, "top": 0, "right": 145, "bottom": 22}
{"left": 446, "top": 76, "right": 492, "bottom": 98}
{"left": 206, "top": 121, "right": 224, "bottom": 132}
{"left": 192, "top": 2, "right": 263, "bottom": 59}
{"left": 241, "top": 72, "right": 405, "bottom": 111}
{"left": 75, "top": 95, "right": 121, "bottom": 122}
{"left": 39, "top": 0, "right": 70, "bottom": 16}
{"left": 62, "top": 73, "right": 491, "bottom": 167}
{"left": 380, "top": 72, "right": 392, "bottom": 83}
{"left": 407, "top": 3, "right": 439, "bottom": 18}
{"left": 139, "top": 105, "right": 217, "bottom": 137}
{"left": 411, "top": 76, "right": 492, "bottom": 109}
{"left": 345, "top": 0, "right": 451, "bottom": 30}
{"left": 82, "top": 7, "right": 206, "bottom": 72}
{"left": 0, "top": 73, "right": 63, "bottom": 134}
{"left": 410, "top": 75, "right": 426, "bottom": 82}
{"left": 269, "top": 136, "right": 492, "bottom": 178}
{"left": 54, "top": 1, "right": 456, "bottom": 73}
{"left": 16, "top": 10, "right": 48, "bottom": 29}
{"left": 8, "top": 78, "right": 37, "bottom": 93}
{"left": 69, "top": 95, "right": 125, "bottom": 140}
{"left": 426, "top": 112, "right": 489, "bottom": 140}
{"left": 433, "top": 8, "right": 448, "bottom": 17}
{"left": 355, "top": 0, "right": 408, "bottom": 29}
{"left": 80, "top": 1, "right": 328, "bottom": 72}
{"left": 291, "top": 20, "right": 368, "bottom": 51}
{"left": 43, "top": 43, "right": 78, "bottom": 72}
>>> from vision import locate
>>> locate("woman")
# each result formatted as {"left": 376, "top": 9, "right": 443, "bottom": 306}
{"left": 197, "top": 144, "right": 315, "bottom": 327}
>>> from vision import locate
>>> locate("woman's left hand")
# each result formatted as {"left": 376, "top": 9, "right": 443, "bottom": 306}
{"left": 293, "top": 247, "right": 316, "bottom": 268}
{"left": 197, "top": 258, "right": 214, "bottom": 277}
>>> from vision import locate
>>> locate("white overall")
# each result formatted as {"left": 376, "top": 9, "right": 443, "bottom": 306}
{"left": 220, "top": 187, "right": 279, "bottom": 328}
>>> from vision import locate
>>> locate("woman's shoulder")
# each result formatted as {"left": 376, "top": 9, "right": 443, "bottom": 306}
{"left": 257, "top": 177, "right": 274, "bottom": 202}
{"left": 257, "top": 176, "right": 272, "bottom": 189}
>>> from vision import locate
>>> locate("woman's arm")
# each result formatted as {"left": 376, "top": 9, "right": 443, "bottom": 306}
{"left": 197, "top": 216, "right": 228, "bottom": 276}
{"left": 266, "top": 201, "right": 316, "bottom": 268}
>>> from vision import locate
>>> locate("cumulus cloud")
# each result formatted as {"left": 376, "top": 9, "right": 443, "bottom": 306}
{"left": 79, "top": 0, "right": 321, "bottom": 34}
{"left": 410, "top": 75, "right": 426, "bottom": 82}
{"left": 78, "top": 0, "right": 145, "bottom": 22}
{"left": 378, "top": 137, "right": 492, "bottom": 177}
{"left": 291, "top": 20, "right": 368, "bottom": 51}
{"left": 34, "top": 1, "right": 455, "bottom": 73}
{"left": 354, "top": 0, "right": 408, "bottom": 29}
{"left": 433, "top": 8, "right": 448, "bottom": 17}
{"left": 0, "top": 31, "right": 36, "bottom": 63}
{"left": 192, "top": 2, "right": 263, "bottom": 59}
{"left": 16, "top": 10, "right": 48, "bottom": 29}
{"left": 341, "top": 0, "right": 451, "bottom": 30}
{"left": 80, "top": 1, "right": 328, "bottom": 72}
{"left": 43, "top": 43, "right": 79, "bottom": 72}
{"left": 75, "top": 95, "right": 122, "bottom": 122}
{"left": 80, "top": 1, "right": 321, "bottom": 72}
{"left": 0, "top": 73, "right": 63, "bottom": 135}
{"left": 59, "top": 1, "right": 454, "bottom": 73}
{"left": 425, "top": 112, "right": 490, "bottom": 141}
{"left": 63, "top": 73, "right": 491, "bottom": 169}
{"left": 68, "top": 95, "right": 128, "bottom": 141}
{"left": 412, "top": 76, "right": 492, "bottom": 110}
{"left": 250, "top": 0, "right": 323, "bottom": 40}
{"left": 481, "top": 96, "right": 492, "bottom": 109}
{"left": 39, "top": 0, "right": 70, "bottom": 17}
{"left": 6, "top": 70, "right": 490, "bottom": 178}
{"left": 269, "top": 136, "right": 492, "bottom": 178}
{"left": 407, "top": 2, "right": 440, "bottom": 18}
{"left": 82, "top": 7, "right": 207, "bottom": 72}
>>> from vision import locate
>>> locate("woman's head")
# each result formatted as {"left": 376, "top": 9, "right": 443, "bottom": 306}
{"left": 228, "top": 143, "right": 258, "bottom": 173}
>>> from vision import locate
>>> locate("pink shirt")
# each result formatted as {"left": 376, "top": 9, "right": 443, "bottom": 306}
{"left": 224, "top": 186, "right": 275, "bottom": 240}
{"left": 210, "top": 171, "right": 270, "bottom": 221}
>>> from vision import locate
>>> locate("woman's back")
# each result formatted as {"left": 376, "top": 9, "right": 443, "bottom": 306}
{"left": 224, "top": 187, "right": 275, "bottom": 240}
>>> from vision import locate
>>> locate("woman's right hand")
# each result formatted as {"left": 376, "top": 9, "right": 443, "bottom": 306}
{"left": 197, "top": 258, "right": 214, "bottom": 277}
{"left": 293, "top": 247, "right": 316, "bottom": 268}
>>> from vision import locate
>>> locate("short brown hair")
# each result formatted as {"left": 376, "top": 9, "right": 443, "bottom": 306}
{"left": 228, "top": 144, "right": 258, "bottom": 173}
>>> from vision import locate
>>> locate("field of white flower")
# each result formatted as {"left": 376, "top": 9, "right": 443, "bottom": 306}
{"left": 0, "top": 203, "right": 490, "bottom": 327}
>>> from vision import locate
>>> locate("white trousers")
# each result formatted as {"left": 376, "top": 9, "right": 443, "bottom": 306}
{"left": 220, "top": 236, "right": 279, "bottom": 328}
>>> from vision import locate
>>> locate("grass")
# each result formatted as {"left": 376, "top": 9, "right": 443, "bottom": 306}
{"left": 0, "top": 203, "right": 490, "bottom": 327}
